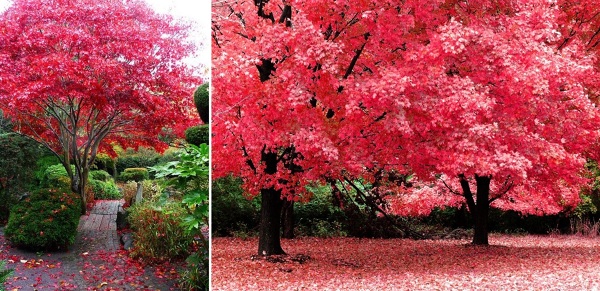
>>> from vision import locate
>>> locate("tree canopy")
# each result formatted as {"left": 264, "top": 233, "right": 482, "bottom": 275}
{"left": 0, "top": 0, "right": 200, "bottom": 210}
{"left": 213, "top": 0, "right": 600, "bottom": 246}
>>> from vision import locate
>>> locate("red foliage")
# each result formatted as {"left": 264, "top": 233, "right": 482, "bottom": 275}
{"left": 212, "top": 0, "right": 600, "bottom": 215}
{"left": 212, "top": 235, "right": 600, "bottom": 290}
{"left": 0, "top": 0, "right": 200, "bottom": 168}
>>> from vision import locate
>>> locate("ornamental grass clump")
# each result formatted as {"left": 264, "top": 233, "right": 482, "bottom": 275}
{"left": 127, "top": 200, "right": 193, "bottom": 263}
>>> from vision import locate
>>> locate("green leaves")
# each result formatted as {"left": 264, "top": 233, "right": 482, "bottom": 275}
{"left": 0, "top": 260, "right": 14, "bottom": 289}
{"left": 148, "top": 143, "right": 209, "bottom": 289}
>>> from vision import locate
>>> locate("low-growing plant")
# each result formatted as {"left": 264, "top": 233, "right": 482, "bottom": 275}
{"left": 122, "top": 180, "right": 163, "bottom": 205}
{"left": 211, "top": 176, "right": 260, "bottom": 237}
{"left": 89, "top": 170, "right": 112, "bottom": 182}
{"left": 33, "top": 155, "right": 60, "bottom": 182}
{"left": 150, "top": 144, "right": 209, "bottom": 290}
{"left": 88, "top": 179, "right": 121, "bottom": 200}
{"left": 118, "top": 168, "right": 149, "bottom": 182}
{"left": 297, "top": 220, "right": 347, "bottom": 238}
{"left": 42, "top": 164, "right": 75, "bottom": 187}
{"left": 570, "top": 218, "right": 600, "bottom": 237}
{"left": 0, "top": 260, "right": 13, "bottom": 290}
{"left": 115, "top": 147, "right": 161, "bottom": 174}
{"left": 127, "top": 200, "right": 193, "bottom": 262}
{"left": 4, "top": 187, "right": 81, "bottom": 250}
{"left": 92, "top": 153, "right": 117, "bottom": 177}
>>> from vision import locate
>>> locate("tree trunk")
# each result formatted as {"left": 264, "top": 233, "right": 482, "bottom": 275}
{"left": 281, "top": 199, "right": 294, "bottom": 239}
{"left": 472, "top": 175, "right": 491, "bottom": 245}
{"left": 71, "top": 168, "right": 89, "bottom": 215}
{"left": 258, "top": 187, "right": 285, "bottom": 256}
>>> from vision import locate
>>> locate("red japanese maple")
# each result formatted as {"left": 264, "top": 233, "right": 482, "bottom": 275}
{"left": 0, "top": 0, "right": 200, "bottom": 213}
{"left": 212, "top": 0, "right": 600, "bottom": 251}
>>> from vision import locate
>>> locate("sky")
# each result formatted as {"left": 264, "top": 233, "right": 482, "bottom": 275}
{"left": 0, "top": 0, "right": 211, "bottom": 75}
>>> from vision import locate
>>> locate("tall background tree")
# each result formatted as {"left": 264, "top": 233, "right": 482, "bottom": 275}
{"left": 0, "top": 0, "right": 200, "bottom": 213}
{"left": 213, "top": 0, "right": 600, "bottom": 255}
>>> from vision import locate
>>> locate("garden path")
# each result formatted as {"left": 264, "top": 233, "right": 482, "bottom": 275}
{"left": 76, "top": 200, "right": 122, "bottom": 252}
{"left": 1, "top": 200, "right": 179, "bottom": 290}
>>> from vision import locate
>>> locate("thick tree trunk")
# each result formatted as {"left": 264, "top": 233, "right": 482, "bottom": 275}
{"left": 472, "top": 175, "right": 491, "bottom": 245}
{"left": 258, "top": 187, "right": 286, "bottom": 256}
{"left": 460, "top": 174, "right": 491, "bottom": 245}
{"left": 281, "top": 200, "right": 294, "bottom": 239}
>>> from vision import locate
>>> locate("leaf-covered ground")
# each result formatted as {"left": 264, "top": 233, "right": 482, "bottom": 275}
{"left": 0, "top": 218, "right": 179, "bottom": 290}
{"left": 212, "top": 235, "right": 600, "bottom": 290}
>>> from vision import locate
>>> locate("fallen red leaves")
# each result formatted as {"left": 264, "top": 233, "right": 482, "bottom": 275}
{"left": 212, "top": 235, "right": 600, "bottom": 290}
{"left": 0, "top": 233, "right": 180, "bottom": 290}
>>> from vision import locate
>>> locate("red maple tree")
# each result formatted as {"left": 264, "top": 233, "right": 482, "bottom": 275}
{"left": 0, "top": 0, "right": 200, "bottom": 213}
{"left": 212, "top": 0, "right": 600, "bottom": 253}
{"left": 378, "top": 0, "right": 600, "bottom": 245}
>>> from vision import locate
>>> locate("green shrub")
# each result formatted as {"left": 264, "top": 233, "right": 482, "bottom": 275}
{"left": 211, "top": 176, "right": 260, "bottom": 237}
{"left": 128, "top": 200, "right": 193, "bottom": 262}
{"left": 0, "top": 133, "right": 47, "bottom": 222}
{"left": 0, "top": 260, "right": 13, "bottom": 290}
{"left": 92, "top": 153, "right": 116, "bottom": 177}
{"left": 34, "top": 155, "right": 60, "bottom": 182}
{"left": 4, "top": 187, "right": 81, "bottom": 251}
{"left": 150, "top": 143, "right": 209, "bottom": 290}
{"left": 194, "top": 83, "right": 209, "bottom": 124}
{"left": 295, "top": 185, "right": 348, "bottom": 237}
{"left": 185, "top": 125, "right": 209, "bottom": 146}
{"left": 88, "top": 179, "right": 121, "bottom": 200}
{"left": 118, "top": 168, "right": 149, "bottom": 182}
{"left": 43, "top": 164, "right": 69, "bottom": 181}
{"left": 157, "top": 148, "right": 183, "bottom": 166}
{"left": 89, "top": 170, "right": 112, "bottom": 182}
{"left": 42, "top": 164, "right": 76, "bottom": 187}
{"left": 116, "top": 147, "right": 161, "bottom": 174}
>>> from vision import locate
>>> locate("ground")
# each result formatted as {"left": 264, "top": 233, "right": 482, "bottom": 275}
{"left": 0, "top": 200, "right": 180, "bottom": 291}
{"left": 212, "top": 235, "right": 600, "bottom": 290}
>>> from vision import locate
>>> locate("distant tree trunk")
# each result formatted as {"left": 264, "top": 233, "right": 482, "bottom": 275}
{"left": 281, "top": 200, "right": 294, "bottom": 239}
{"left": 460, "top": 174, "right": 491, "bottom": 245}
{"left": 258, "top": 187, "right": 285, "bottom": 256}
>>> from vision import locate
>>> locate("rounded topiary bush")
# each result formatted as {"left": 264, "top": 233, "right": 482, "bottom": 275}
{"left": 118, "top": 168, "right": 149, "bottom": 182}
{"left": 4, "top": 187, "right": 81, "bottom": 251}
{"left": 185, "top": 124, "right": 209, "bottom": 146}
{"left": 194, "top": 83, "right": 209, "bottom": 124}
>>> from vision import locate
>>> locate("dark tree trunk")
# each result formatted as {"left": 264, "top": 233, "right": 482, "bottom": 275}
{"left": 281, "top": 200, "right": 295, "bottom": 239}
{"left": 472, "top": 175, "right": 491, "bottom": 245}
{"left": 460, "top": 174, "right": 491, "bottom": 245}
{"left": 258, "top": 187, "right": 285, "bottom": 256}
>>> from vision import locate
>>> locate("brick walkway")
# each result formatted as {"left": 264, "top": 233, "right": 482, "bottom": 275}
{"left": 76, "top": 199, "right": 123, "bottom": 252}
{"left": 1, "top": 199, "right": 180, "bottom": 290}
